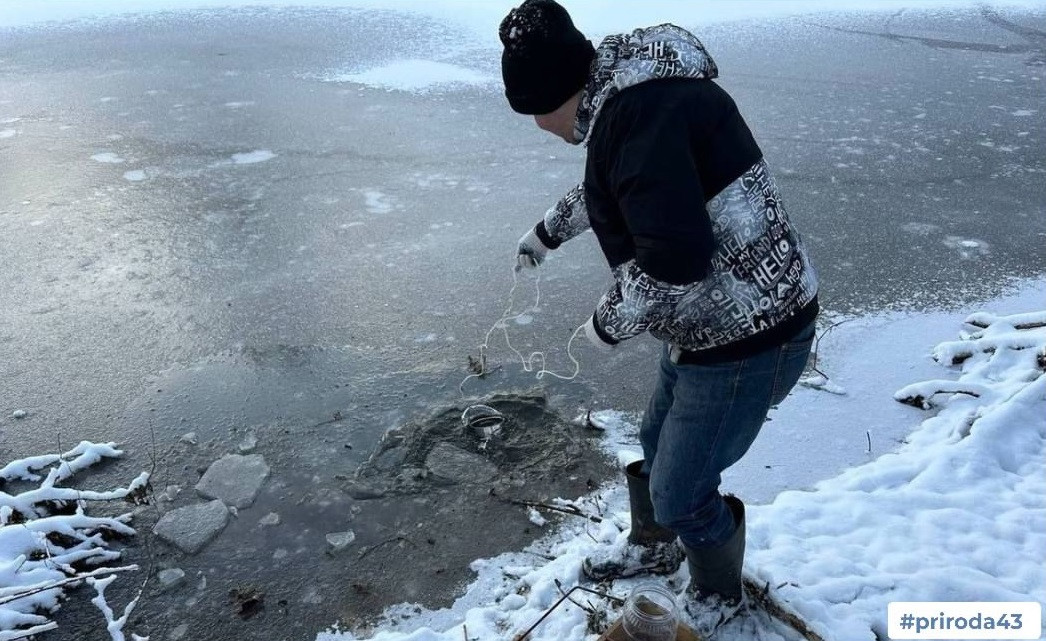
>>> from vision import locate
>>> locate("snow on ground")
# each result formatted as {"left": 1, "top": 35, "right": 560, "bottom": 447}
{"left": 724, "top": 280, "right": 1046, "bottom": 505}
{"left": 0, "top": 442, "right": 149, "bottom": 640}
{"left": 318, "top": 287, "right": 1046, "bottom": 641}
{"left": 91, "top": 153, "right": 125, "bottom": 164}
{"left": 359, "top": 189, "right": 396, "bottom": 214}
{"left": 745, "top": 311, "right": 1046, "bottom": 641}
{"left": 230, "top": 149, "right": 276, "bottom": 165}
{"left": 322, "top": 60, "right": 496, "bottom": 94}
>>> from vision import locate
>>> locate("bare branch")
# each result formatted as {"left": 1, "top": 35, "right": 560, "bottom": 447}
{"left": 506, "top": 499, "right": 602, "bottom": 523}
{"left": 743, "top": 578, "right": 826, "bottom": 641}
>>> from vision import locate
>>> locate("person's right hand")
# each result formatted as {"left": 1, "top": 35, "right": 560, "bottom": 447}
{"left": 516, "top": 227, "right": 550, "bottom": 269}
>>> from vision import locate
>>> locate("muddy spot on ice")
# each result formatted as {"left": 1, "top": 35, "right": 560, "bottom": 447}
{"left": 334, "top": 392, "right": 613, "bottom": 634}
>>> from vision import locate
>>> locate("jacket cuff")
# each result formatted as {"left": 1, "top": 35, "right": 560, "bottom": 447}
{"left": 534, "top": 221, "right": 561, "bottom": 250}
{"left": 584, "top": 313, "right": 618, "bottom": 350}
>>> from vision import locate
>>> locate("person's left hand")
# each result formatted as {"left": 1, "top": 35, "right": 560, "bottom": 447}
{"left": 583, "top": 314, "right": 617, "bottom": 351}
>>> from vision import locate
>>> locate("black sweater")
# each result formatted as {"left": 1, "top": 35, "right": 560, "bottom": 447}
{"left": 584, "top": 77, "right": 762, "bottom": 286}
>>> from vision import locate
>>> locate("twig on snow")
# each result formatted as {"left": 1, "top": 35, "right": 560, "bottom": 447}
{"left": 507, "top": 499, "right": 602, "bottom": 523}
{"left": 511, "top": 584, "right": 624, "bottom": 641}
{"left": 554, "top": 578, "right": 596, "bottom": 614}
{"left": 743, "top": 578, "right": 826, "bottom": 641}
{"left": 809, "top": 317, "right": 855, "bottom": 379}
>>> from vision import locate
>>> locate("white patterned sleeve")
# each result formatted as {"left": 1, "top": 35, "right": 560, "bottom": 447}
{"left": 593, "top": 260, "right": 689, "bottom": 343}
{"left": 537, "top": 183, "right": 591, "bottom": 249}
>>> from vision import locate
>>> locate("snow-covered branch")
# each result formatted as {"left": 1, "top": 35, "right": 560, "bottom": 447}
{"left": 893, "top": 380, "right": 992, "bottom": 409}
{"left": 0, "top": 442, "right": 125, "bottom": 484}
{"left": 0, "top": 442, "right": 149, "bottom": 640}
{"left": 933, "top": 329, "right": 1046, "bottom": 365}
{"left": 87, "top": 574, "right": 149, "bottom": 641}
{"left": 933, "top": 311, "right": 1046, "bottom": 365}
{"left": 897, "top": 311, "right": 1045, "bottom": 408}
{"left": 964, "top": 310, "right": 1046, "bottom": 331}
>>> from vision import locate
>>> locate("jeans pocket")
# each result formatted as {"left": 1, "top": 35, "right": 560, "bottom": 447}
{"left": 770, "top": 328, "right": 815, "bottom": 406}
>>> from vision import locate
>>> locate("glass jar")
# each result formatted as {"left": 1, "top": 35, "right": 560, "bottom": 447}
{"left": 621, "top": 584, "right": 678, "bottom": 641}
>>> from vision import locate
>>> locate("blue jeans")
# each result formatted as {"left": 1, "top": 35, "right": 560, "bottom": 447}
{"left": 639, "top": 320, "right": 815, "bottom": 549}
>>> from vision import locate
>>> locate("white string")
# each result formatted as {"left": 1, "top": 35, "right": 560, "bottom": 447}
{"left": 459, "top": 265, "right": 585, "bottom": 396}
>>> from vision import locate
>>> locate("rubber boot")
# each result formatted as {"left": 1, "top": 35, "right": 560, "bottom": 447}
{"left": 684, "top": 494, "right": 745, "bottom": 602}
{"left": 582, "top": 461, "right": 683, "bottom": 581}
{"left": 682, "top": 495, "right": 746, "bottom": 636}
{"left": 625, "top": 460, "right": 679, "bottom": 545}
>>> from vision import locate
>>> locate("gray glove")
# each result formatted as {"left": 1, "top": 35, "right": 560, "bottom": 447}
{"left": 516, "top": 227, "right": 551, "bottom": 269}
{"left": 583, "top": 314, "right": 617, "bottom": 351}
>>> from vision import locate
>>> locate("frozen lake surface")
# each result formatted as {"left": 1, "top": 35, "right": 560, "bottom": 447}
{"left": 0, "top": 3, "right": 1044, "bottom": 639}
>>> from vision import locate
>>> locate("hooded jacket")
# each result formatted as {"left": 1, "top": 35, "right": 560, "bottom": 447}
{"left": 532, "top": 24, "right": 819, "bottom": 361}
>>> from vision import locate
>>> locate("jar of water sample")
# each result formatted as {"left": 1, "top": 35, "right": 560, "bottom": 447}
{"left": 622, "top": 584, "right": 678, "bottom": 641}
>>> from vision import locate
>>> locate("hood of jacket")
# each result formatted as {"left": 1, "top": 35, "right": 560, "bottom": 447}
{"left": 573, "top": 23, "right": 718, "bottom": 144}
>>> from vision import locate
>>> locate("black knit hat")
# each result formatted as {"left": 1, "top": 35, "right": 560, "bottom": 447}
{"left": 499, "top": 0, "right": 594, "bottom": 115}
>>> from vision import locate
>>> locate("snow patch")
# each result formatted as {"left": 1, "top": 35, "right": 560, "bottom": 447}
{"left": 91, "top": 152, "right": 125, "bottom": 164}
{"left": 322, "top": 60, "right": 494, "bottom": 94}
{"left": 943, "top": 236, "right": 990, "bottom": 259}
{"left": 0, "top": 129, "right": 16, "bottom": 139}
{"left": 746, "top": 309, "right": 1046, "bottom": 641}
{"left": 527, "top": 508, "right": 547, "bottom": 528}
{"left": 361, "top": 189, "right": 395, "bottom": 214}
{"left": 231, "top": 149, "right": 276, "bottom": 164}
{"left": 122, "top": 169, "right": 148, "bottom": 182}
{"left": 901, "top": 222, "right": 940, "bottom": 236}
{"left": 798, "top": 374, "right": 847, "bottom": 395}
